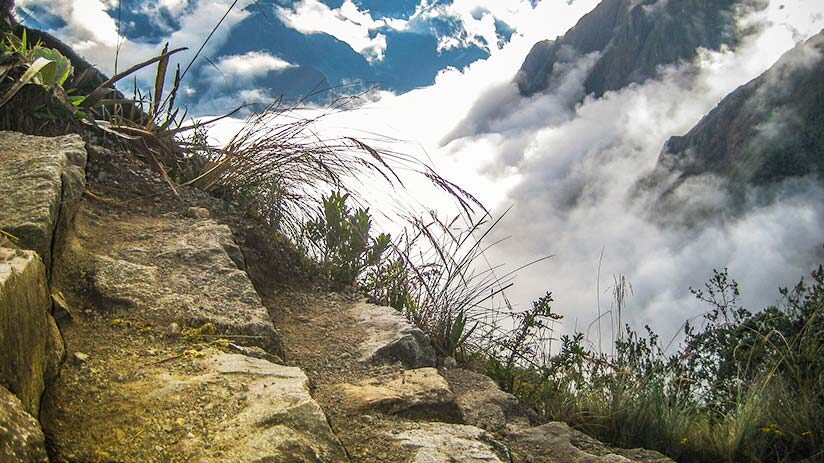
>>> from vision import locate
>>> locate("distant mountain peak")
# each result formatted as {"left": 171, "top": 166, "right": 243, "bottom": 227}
{"left": 515, "top": 0, "right": 748, "bottom": 99}
{"left": 649, "top": 30, "right": 824, "bottom": 193}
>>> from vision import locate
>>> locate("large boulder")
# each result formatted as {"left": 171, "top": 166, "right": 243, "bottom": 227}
{"left": 0, "top": 248, "right": 64, "bottom": 417}
{"left": 0, "top": 131, "right": 86, "bottom": 273}
{"left": 0, "top": 386, "right": 48, "bottom": 463}
{"left": 506, "top": 421, "right": 674, "bottom": 463}
{"left": 351, "top": 301, "right": 436, "bottom": 368}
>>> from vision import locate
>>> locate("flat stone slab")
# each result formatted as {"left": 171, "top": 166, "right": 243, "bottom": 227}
{"left": 391, "top": 422, "right": 510, "bottom": 463}
{"left": 0, "top": 248, "right": 64, "bottom": 416}
{"left": 0, "top": 386, "right": 48, "bottom": 463}
{"left": 350, "top": 301, "right": 436, "bottom": 368}
{"left": 0, "top": 131, "right": 86, "bottom": 270}
{"left": 336, "top": 368, "right": 459, "bottom": 420}
{"left": 506, "top": 422, "right": 674, "bottom": 463}
{"left": 59, "top": 212, "right": 282, "bottom": 356}
{"left": 44, "top": 351, "right": 348, "bottom": 462}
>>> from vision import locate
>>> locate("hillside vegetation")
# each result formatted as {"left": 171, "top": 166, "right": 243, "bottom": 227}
{"left": 1, "top": 3, "right": 822, "bottom": 462}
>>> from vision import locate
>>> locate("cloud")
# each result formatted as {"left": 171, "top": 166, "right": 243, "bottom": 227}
{"left": 276, "top": 0, "right": 389, "bottom": 62}
{"left": 306, "top": 0, "right": 824, "bottom": 345}
{"left": 18, "top": 0, "right": 253, "bottom": 83}
{"left": 215, "top": 51, "right": 294, "bottom": 77}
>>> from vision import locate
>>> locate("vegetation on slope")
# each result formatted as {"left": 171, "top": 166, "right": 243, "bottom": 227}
{"left": 2, "top": 6, "right": 822, "bottom": 462}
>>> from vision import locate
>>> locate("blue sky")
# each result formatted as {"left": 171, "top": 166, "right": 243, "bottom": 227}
{"left": 14, "top": 0, "right": 541, "bottom": 108}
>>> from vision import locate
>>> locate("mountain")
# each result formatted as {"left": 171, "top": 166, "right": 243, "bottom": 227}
{"left": 515, "top": 0, "right": 742, "bottom": 98}
{"left": 650, "top": 30, "right": 824, "bottom": 189}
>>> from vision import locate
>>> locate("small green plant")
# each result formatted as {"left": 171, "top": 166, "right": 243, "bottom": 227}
{"left": 304, "top": 191, "right": 390, "bottom": 286}
{"left": 0, "top": 29, "right": 74, "bottom": 107}
{"left": 486, "top": 292, "right": 562, "bottom": 393}
{"left": 364, "top": 211, "right": 552, "bottom": 359}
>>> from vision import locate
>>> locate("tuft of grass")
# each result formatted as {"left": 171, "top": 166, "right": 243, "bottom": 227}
{"left": 365, "top": 209, "right": 552, "bottom": 359}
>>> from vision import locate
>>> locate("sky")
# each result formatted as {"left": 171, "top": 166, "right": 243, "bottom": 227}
{"left": 17, "top": 0, "right": 824, "bottom": 350}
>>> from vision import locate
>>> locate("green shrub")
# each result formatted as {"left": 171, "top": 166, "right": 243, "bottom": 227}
{"left": 304, "top": 191, "right": 390, "bottom": 286}
{"left": 495, "top": 265, "right": 824, "bottom": 463}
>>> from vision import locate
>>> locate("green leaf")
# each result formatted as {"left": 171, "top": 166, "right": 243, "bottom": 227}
{"left": 30, "top": 47, "right": 73, "bottom": 87}
{"left": 0, "top": 57, "right": 54, "bottom": 108}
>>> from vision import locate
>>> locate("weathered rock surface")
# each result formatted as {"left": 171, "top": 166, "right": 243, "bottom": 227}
{"left": 44, "top": 349, "right": 347, "bottom": 462}
{"left": 391, "top": 422, "right": 510, "bottom": 463}
{"left": 0, "top": 386, "right": 48, "bottom": 463}
{"left": 193, "top": 353, "right": 348, "bottom": 462}
{"left": 351, "top": 301, "right": 436, "bottom": 368}
{"left": 506, "top": 421, "right": 674, "bottom": 463}
{"left": 0, "top": 131, "right": 86, "bottom": 271}
{"left": 58, "top": 210, "right": 282, "bottom": 356}
{"left": 443, "top": 368, "right": 534, "bottom": 432}
{"left": 337, "top": 368, "right": 460, "bottom": 421}
{"left": 0, "top": 248, "right": 64, "bottom": 416}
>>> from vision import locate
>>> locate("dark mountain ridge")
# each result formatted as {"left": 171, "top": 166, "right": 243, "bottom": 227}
{"left": 515, "top": 0, "right": 746, "bottom": 99}
{"left": 650, "top": 30, "right": 824, "bottom": 190}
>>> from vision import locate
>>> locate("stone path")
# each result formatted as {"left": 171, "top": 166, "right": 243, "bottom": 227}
{"left": 0, "top": 130, "right": 676, "bottom": 462}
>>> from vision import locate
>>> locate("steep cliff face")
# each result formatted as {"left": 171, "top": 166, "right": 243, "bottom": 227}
{"left": 653, "top": 31, "right": 824, "bottom": 188}
{"left": 515, "top": 0, "right": 742, "bottom": 98}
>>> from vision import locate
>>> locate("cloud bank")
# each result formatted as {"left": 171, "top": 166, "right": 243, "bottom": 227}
{"left": 316, "top": 0, "right": 824, "bottom": 346}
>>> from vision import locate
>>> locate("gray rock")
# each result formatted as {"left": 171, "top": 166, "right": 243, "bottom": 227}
{"left": 351, "top": 301, "right": 436, "bottom": 368}
{"left": 46, "top": 352, "right": 348, "bottom": 462}
{"left": 391, "top": 422, "right": 510, "bottom": 463}
{"left": 0, "top": 248, "right": 64, "bottom": 416}
{"left": 0, "top": 386, "right": 48, "bottom": 463}
{"left": 442, "top": 356, "right": 457, "bottom": 369}
{"left": 444, "top": 368, "right": 534, "bottom": 432}
{"left": 71, "top": 352, "right": 89, "bottom": 365}
{"left": 204, "top": 354, "right": 347, "bottom": 462}
{"left": 0, "top": 131, "right": 86, "bottom": 273}
{"left": 63, "top": 216, "right": 281, "bottom": 356}
{"left": 336, "top": 368, "right": 460, "bottom": 421}
{"left": 506, "top": 422, "right": 674, "bottom": 463}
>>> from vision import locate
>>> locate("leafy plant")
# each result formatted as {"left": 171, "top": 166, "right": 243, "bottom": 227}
{"left": 497, "top": 265, "right": 824, "bottom": 463}
{"left": 0, "top": 30, "right": 74, "bottom": 108}
{"left": 303, "top": 191, "right": 390, "bottom": 286}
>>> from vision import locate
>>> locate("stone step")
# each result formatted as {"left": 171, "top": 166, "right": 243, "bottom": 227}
{"left": 0, "top": 131, "right": 86, "bottom": 274}
{"left": 506, "top": 421, "right": 674, "bottom": 463}
{"left": 389, "top": 422, "right": 510, "bottom": 462}
{"left": 55, "top": 208, "right": 283, "bottom": 357}
{"left": 43, "top": 346, "right": 349, "bottom": 462}
{"left": 334, "top": 368, "right": 461, "bottom": 422}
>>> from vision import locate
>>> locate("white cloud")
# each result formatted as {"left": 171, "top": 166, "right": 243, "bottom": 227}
{"left": 216, "top": 51, "right": 294, "bottom": 77}
{"left": 409, "top": 0, "right": 585, "bottom": 53}
{"left": 300, "top": 0, "right": 824, "bottom": 345}
{"left": 276, "top": 0, "right": 389, "bottom": 62}
{"left": 18, "top": 0, "right": 253, "bottom": 81}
